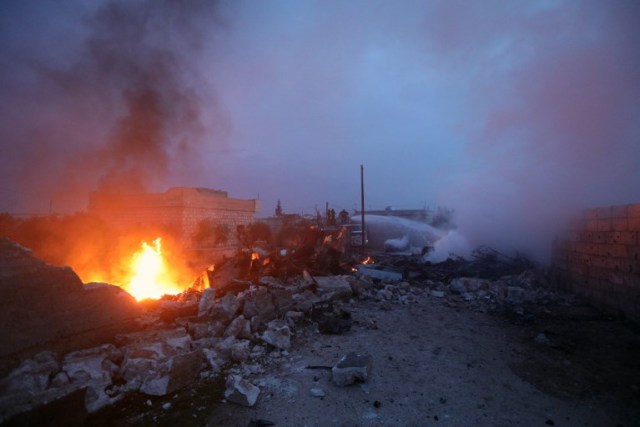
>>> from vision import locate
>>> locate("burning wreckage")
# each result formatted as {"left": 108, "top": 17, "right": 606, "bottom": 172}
{"left": 0, "top": 219, "right": 618, "bottom": 423}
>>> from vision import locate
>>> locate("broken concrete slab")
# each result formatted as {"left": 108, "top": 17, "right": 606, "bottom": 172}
{"left": 224, "top": 315, "right": 252, "bottom": 339}
{"left": 261, "top": 319, "right": 291, "bottom": 350}
{"left": 0, "top": 238, "right": 141, "bottom": 363}
{"left": 449, "top": 277, "right": 490, "bottom": 294}
{"left": 314, "top": 276, "right": 354, "bottom": 301}
{"left": 224, "top": 375, "right": 260, "bottom": 407}
{"left": 138, "top": 350, "right": 203, "bottom": 397}
{"left": 198, "top": 287, "right": 216, "bottom": 316}
{"left": 331, "top": 353, "right": 372, "bottom": 386}
{"left": 215, "top": 337, "right": 250, "bottom": 363}
{"left": 215, "top": 293, "right": 241, "bottom": 322}
{"left": 355, "top": 266, "right": 403, "bottom": 282}
{"left": 242, "top": 287, "right": 276, "bottom": 327}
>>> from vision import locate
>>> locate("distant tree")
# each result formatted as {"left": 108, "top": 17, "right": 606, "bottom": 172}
{"left": 193, "top": 219, "right": 229, "bottom": 246}
{"left": 275, "top": 199, "right": 283, "bottom": 217}
{"left": 236, "top": 221, "right": 272, "bottom": 247}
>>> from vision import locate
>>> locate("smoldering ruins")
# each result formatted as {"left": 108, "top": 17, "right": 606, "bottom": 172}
{"left": 1, "top": 200, "right": 639, "bottom": 425}
{"left": 1, "top": 0, "right": 640, "bottom": 426}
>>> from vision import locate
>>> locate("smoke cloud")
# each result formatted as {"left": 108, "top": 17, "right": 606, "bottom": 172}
{"left": 0, "top": 0, "right": 226, "bottom": 211}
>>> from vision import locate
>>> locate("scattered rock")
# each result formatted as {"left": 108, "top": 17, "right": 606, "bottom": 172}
{"left": 225, "top": 375, "right": 260, "bottom": 407}
{"left": 224, "top": 315, "right": 252, "bottom": 339}
{"left": 331, "top": 353, "right": 372, "bottom": 386}
{"left": 310, "top": 387, "right": 325, "bottom": 398}
{"left": 198, "top": 288, "right": 216, "bottom": 316}
{"left": 261, "top": 319, "right": 291, "bottom": 350}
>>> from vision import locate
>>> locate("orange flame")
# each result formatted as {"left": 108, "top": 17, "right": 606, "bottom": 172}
{"left": 124, "top": 238, "right": 183, "bottom": 301}
{"left": 361, "top": 256, "right": 374, "bottom": 265}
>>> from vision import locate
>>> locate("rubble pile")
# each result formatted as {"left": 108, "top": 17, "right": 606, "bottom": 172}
{"left": 0, "top": 264, "right": 359, "bottom": 421}
{"left": 0, "top": 236, "right": 574, "bottom": 423}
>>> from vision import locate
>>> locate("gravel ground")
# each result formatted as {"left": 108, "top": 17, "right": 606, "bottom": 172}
{"left": 76, "top": 287, "right": 639, "bottom": 427}
{"left": 11, "top": 281, "right": 640, "bottom": 427}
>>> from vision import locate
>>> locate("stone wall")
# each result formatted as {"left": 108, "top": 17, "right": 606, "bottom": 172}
{"left": 89, "top": 187, "right": 259, "bottom": 250}
{"left": 552, "top": 203, "right": 640, "bottom": 322}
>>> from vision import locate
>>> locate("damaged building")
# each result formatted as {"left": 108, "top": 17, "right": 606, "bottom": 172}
{"left": 89, "top": 187, "right": 260, "bottom": 255}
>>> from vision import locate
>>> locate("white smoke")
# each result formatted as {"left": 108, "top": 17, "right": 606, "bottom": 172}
{"left": 384, "top": 235, "right": 410, "bottom": 252}
{"left": 424, "top": 230, "right": 472, "bottom": 263}
{"left": 364, "top": 215, "right": 445, "bottom": 252}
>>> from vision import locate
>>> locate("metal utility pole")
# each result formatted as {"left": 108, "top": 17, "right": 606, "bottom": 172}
{"left": 360, "top": 164, "right": 365, "bottom": 255}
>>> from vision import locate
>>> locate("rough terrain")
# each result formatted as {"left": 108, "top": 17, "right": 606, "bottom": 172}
{"left": 9, "top": 279, "right": 638, "bottom": 427}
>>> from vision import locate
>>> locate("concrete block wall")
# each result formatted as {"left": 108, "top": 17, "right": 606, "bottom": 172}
{"left": 89, "top": 187, "right": 259, "bottom": 250}
{"left": 552, "top": 203, "right": 640, "bottom": 322}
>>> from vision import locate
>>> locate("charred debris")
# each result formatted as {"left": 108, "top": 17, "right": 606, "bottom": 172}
{"left": 0, "top": 217, "right": 578, "bottom": 423}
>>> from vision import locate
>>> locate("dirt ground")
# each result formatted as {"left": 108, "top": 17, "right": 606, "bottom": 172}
{"left": 60, "top": 283, "right": 638, "bottom": 427}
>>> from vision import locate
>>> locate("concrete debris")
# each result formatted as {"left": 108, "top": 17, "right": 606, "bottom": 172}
{"left": 243, "top": 287, "right": 277, "bottom": 328}
{"left": 138, "top": 350, "right": 203, "bottom": 397}
{"left": 313, "top": 276, "right": 354, "bottom": 301}
{"left": 331, "top": 353, "right": 373, "bottom": 386}
{"left": 310, "top": 387, "right": 326, "bottom": 398}
{"left": 216, "top": 293, "right": 241, "bottom": 322}
{"left": 261, "top": 319, "right": 292, "bottom": 350}
{"left": 224, "top": 315, "right": 252, "bottom": 339}
{"left": 224, "top": 375, "right": 260, "bottom": 407}
{"left": 355, "top": 265, "right": 403, "bottom": 282}
{"left": 216, "top": 337, "right": 251, "bottom": 363}
{"left": 198, "top": 288, "right": 216, "bottom": 316}
{"left": 0, "top": 236, "right": 577, "bottom": 423}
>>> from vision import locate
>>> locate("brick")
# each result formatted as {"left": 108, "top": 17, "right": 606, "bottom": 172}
{"left": 612, "top": 218, "right": 629, "bottom": 231}
{"left": 607, "top": 232, "right": 622, "bottom": 244}
{"left": 618, "top": 231, "right": 637, "bottom": 246}
{"left": 593, "top": 232, "right": 607, "bottom": 243}
{"left": 629, "top": 216, "right": 640, "bottom": 231}
{"left": 603, "top": 244, "right": 629, "bottom": 258}
{"left": 579, "top": 231, "right": 594, "bottom": 243}
{"left": 611, "top": 204, "right": 629, "bottom": 219}
{"left": 583, "top": 208, "right": 598, "bottom": 220}
{"left": 597, "top": 218, "right": 612, "bottom": 232}
{"left": 585, "top": 219, "right": 599, "bottom": 231}
{"left": 595, "top": 207, "right": 612, "bottom": 220}
{"left": 628, "top": 204, "right": 640, "bottom": 218}
{"left": 627, "top": 245, "right": 640, "bottom": 260}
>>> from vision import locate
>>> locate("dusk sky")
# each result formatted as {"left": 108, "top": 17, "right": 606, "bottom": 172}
{"left": 1, "top": 0, "right": 638, "bottom": 259}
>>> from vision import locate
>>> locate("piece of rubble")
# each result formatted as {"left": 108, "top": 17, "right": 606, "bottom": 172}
{"left": 285, "top": 310, "right": 305, "bottom": 327}
{"left": 224, "top": 315, "right": 251, "bottom": 339}
{"left": 139, "top": 350, "right": 203, "bottom": 396}
{"left": 355, "top": 266, "right": 403, "bottom": 282}
{"left": 310, "top": 387, "right": 326, "bottom": 398}
{"left": 449, "top": 277, "right": 489, "bottom": 294}
{"left": 261, "top": 319, "right": 291, "bottom": 350}
{"left": 0, "top": 238, "right": 141, "bottom": 360}
{"left": 331, "top": 353, "right": 372, "bottom": 386}
{"left": 431, "top": 290, "right": 445, "bottom": 298}
{"left": 216, "top": 337, "right": 251, "bottom": 363}
{"left": 62, "top": 344, "right": 123, "bottom": 412}
{"left": 224, "top": 375, "right": 260, "bottom": 407}
{"left": 198, "top": 288, "right": 216, "bottom": 316}
{"left": 202, "top": 348, "right": 224, "bottom": 374}
{"left": 216, "top": 293, "right": 241, "bottom": 322}
{"left": 243, "top": 287, "right": 277, "bottom": 328}
{"left": 314, "top": 276, "right": 354, "bottom": 300}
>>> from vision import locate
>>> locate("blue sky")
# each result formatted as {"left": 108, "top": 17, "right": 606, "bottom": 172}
{"left": 1, "top": 0, "right": 638, "bottom": 259}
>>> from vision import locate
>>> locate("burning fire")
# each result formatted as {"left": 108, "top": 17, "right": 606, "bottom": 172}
{"left": 125, "top": 238, "right": 183, "bottom": 301}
